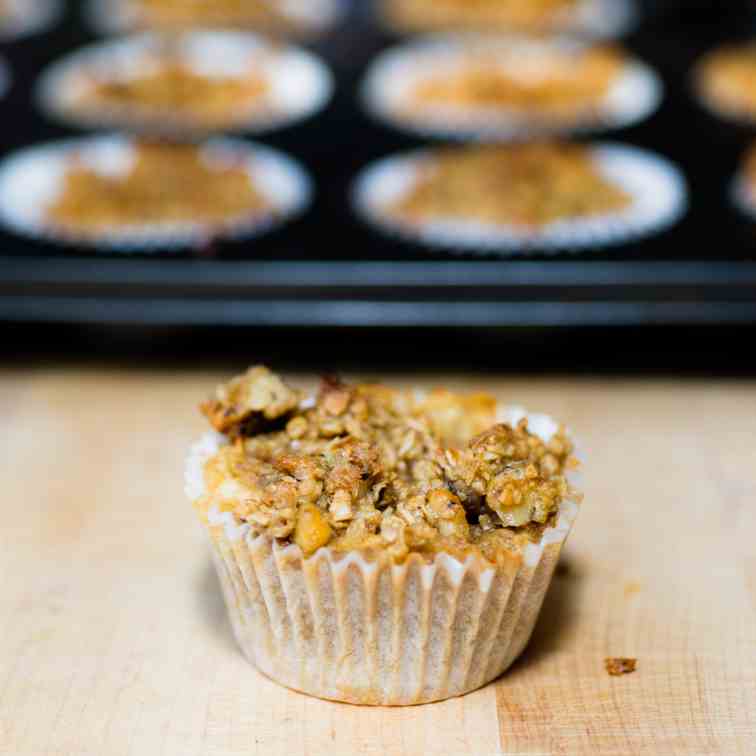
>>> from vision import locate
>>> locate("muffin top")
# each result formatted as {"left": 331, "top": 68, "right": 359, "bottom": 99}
{"left": 383, "top": 0, "right": 578, "bottom": 35}
{"left": 46, "top": 140, "right": 268, "bottom": 233}
{"left": 695, "top": 43, "right": 756, "bottom": 120}
{"left": 407, "top": 42, "right": 625, "bottom": 115}
{"left": 390, "top": 143, "right": 630, "bottom": 229}
{"left": 195, "top": 367, "right": 580, "bottom": 564}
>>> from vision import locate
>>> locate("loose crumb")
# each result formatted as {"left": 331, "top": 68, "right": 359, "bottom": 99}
{"left": 605, "top": 658, "right": 637, "bottom": 676}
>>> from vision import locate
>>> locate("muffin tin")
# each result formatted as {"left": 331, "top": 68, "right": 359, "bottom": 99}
{"left": 3, "top": 0, "right": 756, "bottom": 328}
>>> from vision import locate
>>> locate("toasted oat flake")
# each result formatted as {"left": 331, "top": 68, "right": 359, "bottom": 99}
{"left": 195, "top": 367, "right": 581, "bottom": 562}
{"left": 605, "top": 657, "right": 637, "bottom": 676}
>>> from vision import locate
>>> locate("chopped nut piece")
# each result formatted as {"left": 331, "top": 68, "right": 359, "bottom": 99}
{"left": 605, "top": 658, "right": 637, "bottom": 676}
{"left": 294, "top": 503, "right": 332, "bottom": 556}
{"left": 201, "top": 365, "right": 300, "bottom": 438}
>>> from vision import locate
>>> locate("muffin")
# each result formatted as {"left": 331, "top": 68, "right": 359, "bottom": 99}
{"left": 363, "top": 36, "right": 662, "bottom": 140}
{"left": 37, "top": 32, "right": 333, "bottom": 136}
{"left": 353, "top": 142, "right": 688, "bottom": 253}
{"left": 187, "top": 367, "right": 582, "bottom": 705}
{"left": 694, "top": 42, "right": 756, "bottom": 126}
{"left": 0, "top": 136, "right": 312, "bottom": 251}
{"left": 380, "top": 0, "right": 636, "bottom": 39}
{"left": 0, "top": 0, "right": 61, "bottom": 40}
{"left": 88, "top": 0, "right": 343, "bottom": 37}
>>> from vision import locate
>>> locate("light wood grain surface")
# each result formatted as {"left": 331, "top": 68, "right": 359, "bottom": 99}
{"left": 1, "top": 367, "right": 755, "bottom": 756}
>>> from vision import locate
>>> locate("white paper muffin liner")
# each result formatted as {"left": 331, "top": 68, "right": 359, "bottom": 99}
{"left": 380, "top": 0, "right": 638, "bottom": 40}
{"left": 352, "top": 143, "right": 688, "bottom": 255}
{"left": 186, "top": 405, "right": 581, "bottom": 705}
{"left": 0, "top": 135, "right": 313, "bottom": 252}
{"left": 362, "top": 36, "right": 662, "bottom": 142}
{"left": 86, "top": 0, "right": 345, "bottom": 37}
{"left": 0, "top": 0, "right": 62, "bottom": 41}
{"left": 36, "top": 32, "right": 334, "bottom": 137}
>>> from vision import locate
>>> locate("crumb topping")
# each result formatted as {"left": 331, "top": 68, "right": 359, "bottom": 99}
{"left": 196, "top": 367, "right": 579, "bottom": 562}
{"left": 47, "top": 141, "right": 269, "bottom": 233}
{"left": 409, "top": 44, "right": 624, "bottom": 116}
{"left": 697, "top": 44, "right": 756, "bottom": 118}
{"left": 605, "top": 658, "right": 637, "bottom": 676}
{"left": 81, "top": 59, "right": 270, "bottom": 128}
{"left": 391, "top": 143, "right": 631, "bottom": 229}
{"left": 385, "top": 0, "right": 578, "bottom": 35}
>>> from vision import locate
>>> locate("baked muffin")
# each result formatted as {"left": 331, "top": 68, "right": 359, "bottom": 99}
{"left": 363, "top": 36, "right": 661, "bottom": 140}
{"left": 89, "top": 0, "right": 343, "bottom": 37}
{"left": 187, "top": 366, "right": 583, "bottom": 705}
{"left": 0, "top": 136, "right": 311, "bottom": 250}
{"left": 694, "top": 42, "right": 756, "bottom": 125}
{"left": 353, "top": 141, "right": 688, "bottom": 253}
{"left": 380, "top": 0, "right": 636, "bottom": 39}
{"left": 37, "top": 32, "right": 333, "bottom": 135}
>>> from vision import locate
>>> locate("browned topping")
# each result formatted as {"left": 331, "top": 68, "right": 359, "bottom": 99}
{"left": 127, "top": 0, "right": 302, "bottom": 31}
{"left": 196, "top": 367, "right": 580, "bottom": 562}
{"left": 605, "top": 657, "right": 637, "bottom": 676}
{"left": 410, "top": 45, "right": 624, "bottom": 116}
{"left": 391, "top": 143, "right": 631, "bottom": 229}
{"left": 384, "top": 0, "right": 578, "bottom": 35}
{"left": 81, "top": 61, "right": 270, "bottom": 129}
{"left": 46, "top": 141, "right": 270, "bottom": 233}
{"left": 696, "top": 44, "right": 756, "bottom": 119}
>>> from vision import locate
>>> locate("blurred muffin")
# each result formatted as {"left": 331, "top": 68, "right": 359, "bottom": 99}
{"left": 380, "top": 0, "right": 636, "bottom": 39}
{"left": 89, "top": 0, "right": 343, "bottom": 37}
{"left": 0, "top": 0, "right": 61, "bottom": 40}
{"left": 38, "top": 32, "right": 333, "bottom": 135}
{"left": 187, "top": 366, "right": 583, "bottom": 704}
{"left": 363, "top": 36, "right": 661, "bottom": 140}
{"left": 0, "top": 136, "right": 312, "bottom": 251}
{"left": 694, "top": 42, "right": 756, "bottom": 125}
{"left": 353, "top": 142, "right": 688, "bottom": 253}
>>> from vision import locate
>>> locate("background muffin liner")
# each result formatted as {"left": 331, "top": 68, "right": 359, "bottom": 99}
{"left": 352, "top": 143, "right": 688, "bottom": 255}
{"left": 380, "top": 0, "right": 638, "bottom": 41}
{"left": 0, "top": 0, "right": 62, "bottom": 41}
{"left": 86, "top": 0, "right": 346, "bottom": 38}
{"left": 362, "top": 36, "right": 663, "bottom": 142}
{"left": 186, "top": 408, "right": 581, "bottom": 706}
{"left": 37, "top": 32, "right": 334, "bottom": 137}
{"left": 0, "top": 134, "right": 313, "bottom": 253}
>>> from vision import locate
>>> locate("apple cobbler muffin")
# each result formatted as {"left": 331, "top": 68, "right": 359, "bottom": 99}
{"left": 188, "top": 366, "right": 582, "bottom": 704}
{"left": 391, "top": 143, "right": 630, "bottom": 230}
{"left": 695, "top": 43, "right": 756, "bottom": 123}
{"left": 46, "top": 141, "right": 269, "bottom": 235}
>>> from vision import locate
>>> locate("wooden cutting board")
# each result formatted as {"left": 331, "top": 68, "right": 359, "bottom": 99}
{"left": 1, "top": 367, "right": 754, "bottom": 756}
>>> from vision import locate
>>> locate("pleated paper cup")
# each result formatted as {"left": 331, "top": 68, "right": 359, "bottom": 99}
{"left": 379, "top": 0, "right": 638, "bottom": 40}
{"left": 86, "top": 0, "right": 345, "bottom": 38}
{"left": 0, "top": 135, "right": 313, "bottom": 253}
{"left": 186, "top": 409, "right": 581, "bottom": 706}
{"left": 36, "top": 32, "right": 334, "bottom": 137}
{"left": 0, "top": 0, "right": 62, "bottom": 41}
{"left": 352, "top": 143, "right": 688, "bottom": 255}
{"left": 362, "top": 36, "right": 662, "bottom": 142}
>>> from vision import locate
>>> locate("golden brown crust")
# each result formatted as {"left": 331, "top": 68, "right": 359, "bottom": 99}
{"left": 696, "top": 44, "right": 756, "bottom": 120}
{"left": 46, "top": 141, "right": 270, "bottom": 233}
{"left": 605, "top": 657, "right": 637, "bottom": 676}
{"left": 196, "top": 367, "right": 580, "bottom": 562}
{"left": 408, "top": 44, "right": 625, "bottom": 116}
{"left": 384, "top": 0, "right": 578, "bottom": 35}
{"left": 391, "top": 143, "right": 631, "bottom": 229}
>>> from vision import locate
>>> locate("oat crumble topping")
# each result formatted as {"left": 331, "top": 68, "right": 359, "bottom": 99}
{"left": 47, "top": 141, "right": 269, "bottom": 233}
{"left": 391, "top": 143, "right": 631, "bottom": 229}
{"left": 81, "top": 59, "right": 271, "bottom": 128}
{"left": 409, "top": 45, "right": 624, "bottom": 116}
{"left": 196, "top": 367, "right": 580, "bottom": 562}
{"left": 385, "top": 0, "right": 578, "bottom": 34}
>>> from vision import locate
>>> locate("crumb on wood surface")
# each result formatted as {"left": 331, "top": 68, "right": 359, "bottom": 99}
{"left": 605, "top": 657, "right": 637, "bottom": 676}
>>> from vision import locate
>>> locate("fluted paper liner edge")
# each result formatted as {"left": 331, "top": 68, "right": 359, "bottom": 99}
{"left": 186, "top": 407, "right": 580, "bottom": 706}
